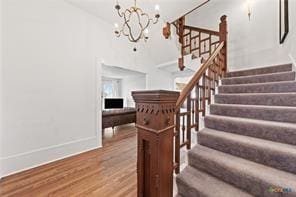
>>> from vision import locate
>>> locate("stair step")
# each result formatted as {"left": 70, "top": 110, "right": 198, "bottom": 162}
{"left": 222, "top": 71, "right": 295, "bottom": 85}
{"left": 219, "top": 81, "right": 296, "bottom": 94}
{"left": 205, "top": 115, "right": 296, "bottom": 145}
{"left": 198, "top": 128, "right": 296, "bottom": 174}
{"left": 215, "top": 93, "right": 296, "bottom": 106}
{"left": 226, "top": 64, "right": 292, "bottom": 78}
{"left": 176, "top": 166, "right": 252, "bottom": 197}
{"left": 189, "top": 145, "right": 296, "bottom": 197}
{"left": 210, "top": 104, "right": 296, "bottom": 123}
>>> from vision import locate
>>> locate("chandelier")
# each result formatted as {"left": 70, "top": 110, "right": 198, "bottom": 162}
{"left": 114, "top": 0, "right": 160, "bottom": 43}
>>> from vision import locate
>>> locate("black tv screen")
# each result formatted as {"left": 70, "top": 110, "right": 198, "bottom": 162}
{"left": 104, "top": 98, "right": 124, "bottom": 109}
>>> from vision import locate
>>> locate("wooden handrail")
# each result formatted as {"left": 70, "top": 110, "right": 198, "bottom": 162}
{"left": 183, "top": 25, "right": 220, "bottom": 36}
{"left": 176, "top": 41, "right": 224, "bottom": 109}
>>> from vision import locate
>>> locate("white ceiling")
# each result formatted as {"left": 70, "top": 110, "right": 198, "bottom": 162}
{"left": 66, "top": 0, "right": 209, "bottom": 24}
{"left": 65, "top": 0, "right": 209, "bottom": 71}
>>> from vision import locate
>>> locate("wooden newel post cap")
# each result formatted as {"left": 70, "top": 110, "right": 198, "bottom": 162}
{"left": 220, "top": 15, "right": 227, "bottom": 22}
{"left": 132, "top": 90, "right": 180, "bottom": 131}
{"left": 132, "top": 90, "right": 180, "bottom": 104}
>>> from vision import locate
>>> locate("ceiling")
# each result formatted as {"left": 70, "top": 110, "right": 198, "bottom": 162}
{"left": 66, "top": 0, "right": 209, "bottom": 25}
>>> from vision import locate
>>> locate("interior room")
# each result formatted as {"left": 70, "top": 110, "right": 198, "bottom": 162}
{"left": 1, "top": 0, "right": 296, "bottom": 196}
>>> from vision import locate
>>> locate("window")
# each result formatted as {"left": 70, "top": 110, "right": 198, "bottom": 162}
{"left": 102, "top": 79, "right": 121, "bottom": 98}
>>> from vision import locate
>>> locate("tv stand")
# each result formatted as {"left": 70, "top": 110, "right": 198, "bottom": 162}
{"left": 102, "top": 107, "right": 136, "bottom": 129}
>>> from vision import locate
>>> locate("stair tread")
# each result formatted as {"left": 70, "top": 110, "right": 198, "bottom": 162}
{"left": 211, "top": 103, "right": 296, "bottom": 110}
{"left": 206, "top": 114, "right": 296, "bottom": 128}
{"left": 223, "top": 71, "right": 295, "bottom": 85}
{"left": 189, "top": 145, "right": 296, "bottom": 194}
{"left": 226, "top": 64, "right": 292, "bottom": 77}
{"left": 200, "top": 128, "right": 296, "bottom": 153}
{"left": 220, "top": 80, "right": 296, "bottom": 87}
{"left": 205, "top": 114, "right": 296, "bottom": 145}
{"left": 219, "top": 80, "right": 296, "bottom": 94}
{"left": 177, "top": 166, "right": 253, "bottom": 197}
{"left": 215, "top": 92, "right": 296, "bottom": 106}
{"left": 224, "top": 71, "right": 295, "bottom": 80}
{"left": 199, "top": 128, "right": 296, "bottom": 173}
{"left": 217, "top": 92, "right": 296, "bottom": 96}
{"left": 210, "top": 103, "right": 296, "bottom": 123}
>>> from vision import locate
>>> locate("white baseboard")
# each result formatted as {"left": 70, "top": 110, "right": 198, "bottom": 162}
{"left": 0, "top": 136, "right": 101, "bottom": 178}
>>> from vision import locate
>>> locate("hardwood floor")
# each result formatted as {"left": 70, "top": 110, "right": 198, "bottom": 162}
{"left": 0, "top": 125, "right": 137, "bottom": 197}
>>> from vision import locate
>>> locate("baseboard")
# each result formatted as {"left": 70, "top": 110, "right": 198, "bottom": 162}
{"left": 0, "top": 136, "right": 101, "bottom": 178}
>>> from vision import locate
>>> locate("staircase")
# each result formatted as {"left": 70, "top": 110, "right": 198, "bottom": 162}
{"left": 177, "top": 63, "right": 296, "bottom": 197}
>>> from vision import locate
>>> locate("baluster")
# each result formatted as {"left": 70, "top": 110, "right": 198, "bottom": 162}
{"left": 191, "top": 100, "right": 194, "bottom": 127}
{"left": 198, "top": 32, "right": 201, "bottom": 57}
{"left": 195, "top": 83, "right": 200, "bottom": 132}
{"left": 186, "top": 94, "right": 191, "bottom": 150}
{"left": 202, "top": 73, "right": 206, "bottom": 116}
{"left": 182, "top": 115, "right": 185, "bottom": 143}
{"left": 175, "top": 110, "right": 180, "bottom": 174}
{"left": 207, "top": 69, "right": 211, "bottom": 105}
{"left": 189, "top": 30, "right": 192, "bottom": 53}
{"left": 209, "top": 35, "right": 212, "bottom": 55}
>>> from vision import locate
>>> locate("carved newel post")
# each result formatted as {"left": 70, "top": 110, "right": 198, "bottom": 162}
{"left": 219, "top": 15, "right": 228, "bottom": 72}
{"left": 132, "top": 90, "right": 180, "bottom": 197}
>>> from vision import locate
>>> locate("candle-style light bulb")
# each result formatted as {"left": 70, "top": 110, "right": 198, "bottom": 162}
{"left": 144, "top": 29, "right": 149, "bottom": 40}
{"left": 114, "top": 23, "right": 120, "bottom": 35}
{"left": 154, "top": 4, "right": 160, "bottom": 19}
{"left": 155, "top": 4, "right": 160, "bottom": 12}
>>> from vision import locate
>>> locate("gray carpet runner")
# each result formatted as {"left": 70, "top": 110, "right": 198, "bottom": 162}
{"left": 177, "top": 64, "right": 296, "bottom": 197}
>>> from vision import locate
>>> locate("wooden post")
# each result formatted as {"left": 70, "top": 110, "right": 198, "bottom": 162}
{"left": 132, "top": 90, "right": 180, "bottom": 197}
{"left": 162, "top": 22, "right": 171, "bottom": 39}
{"left": 186, "top": 95, "right": 191, "bottom": 150}
{"left": 219, "top": 15, "right": 227, "bottom": 72}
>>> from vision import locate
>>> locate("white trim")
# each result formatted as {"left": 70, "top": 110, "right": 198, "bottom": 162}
{"left": 96, "top": 58, "right": 103, "bottom": 148}
{"left": 1, "top": 136, "right": 100, "bottom": 178}
{"left": 289, "top": 53, "right": 296, "bottom": 70}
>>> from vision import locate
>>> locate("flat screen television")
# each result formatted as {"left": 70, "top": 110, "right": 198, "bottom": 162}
{"left": 104, "top": 98, "right": 124, "bottom": 109}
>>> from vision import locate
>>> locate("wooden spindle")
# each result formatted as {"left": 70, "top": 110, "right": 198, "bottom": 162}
{"left": 186, "top": 95, "right": 191, "bottom": 150}
{"left": 175, "top": 110, "right": 180, "bottom": 174}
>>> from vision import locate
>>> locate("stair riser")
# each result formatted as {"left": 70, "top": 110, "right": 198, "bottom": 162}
{"left": 188, "top": 152, "right": 289, "bottom": 197}
{"left": 219, "top": 82, "right": 296, "bottom": 94}
{"left": 215, "top": 94, "right": 296, "bottom": 106}
{"left": 205, "top": 116, "right": 296, "bottom": 145}
{"left": 210, "top": 105, "right": 296, "bottom": 123}
{"left": 176, "top": 166, "right": 252, "bottom": 197}
{"left": 226, "top": 64, "right": 292, "bottom": 78}
{"left": 198, "top": 131, "right": 296, "bottom": 174}
{"left": 176, "top": 180, "right": 201, "bottom": 197}
{"left": 222, "top": 72, "right": 295, "bottom": 85}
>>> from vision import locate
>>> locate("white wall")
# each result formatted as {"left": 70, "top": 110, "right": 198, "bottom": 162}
{"left": 146, "top": 69, "right": 174, "bottom": 90}
{"left": 0, "top": 0, "right": 174, "bottom": 177}
{"left": 282, "top": 0, "right": 296, "bottom": 67}
{"left": 122, "top": 75, "right": 146, "bottom": 107}
{"left": 187, "top": 0, "right": 294, "bottom": 71}
{"left": 0, "top": 0, "right": 3, "bottom": 177}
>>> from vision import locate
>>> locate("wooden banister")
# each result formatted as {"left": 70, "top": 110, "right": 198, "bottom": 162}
{"left": 173, "top": 15, "right": 227, "bottom": 174}
{"left": 176, "top": 42, "right": 224, "bottom": 109}
{"left": 183, "top": 25, "right": 220, "bottom": 36}
{"left": 133, "top": 15, "right": 227, "bottom": 196}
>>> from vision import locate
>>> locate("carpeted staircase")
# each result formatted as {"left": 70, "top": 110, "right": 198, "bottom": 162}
{"left": 176, "top": 64, "right": 296, "bottom": 197}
